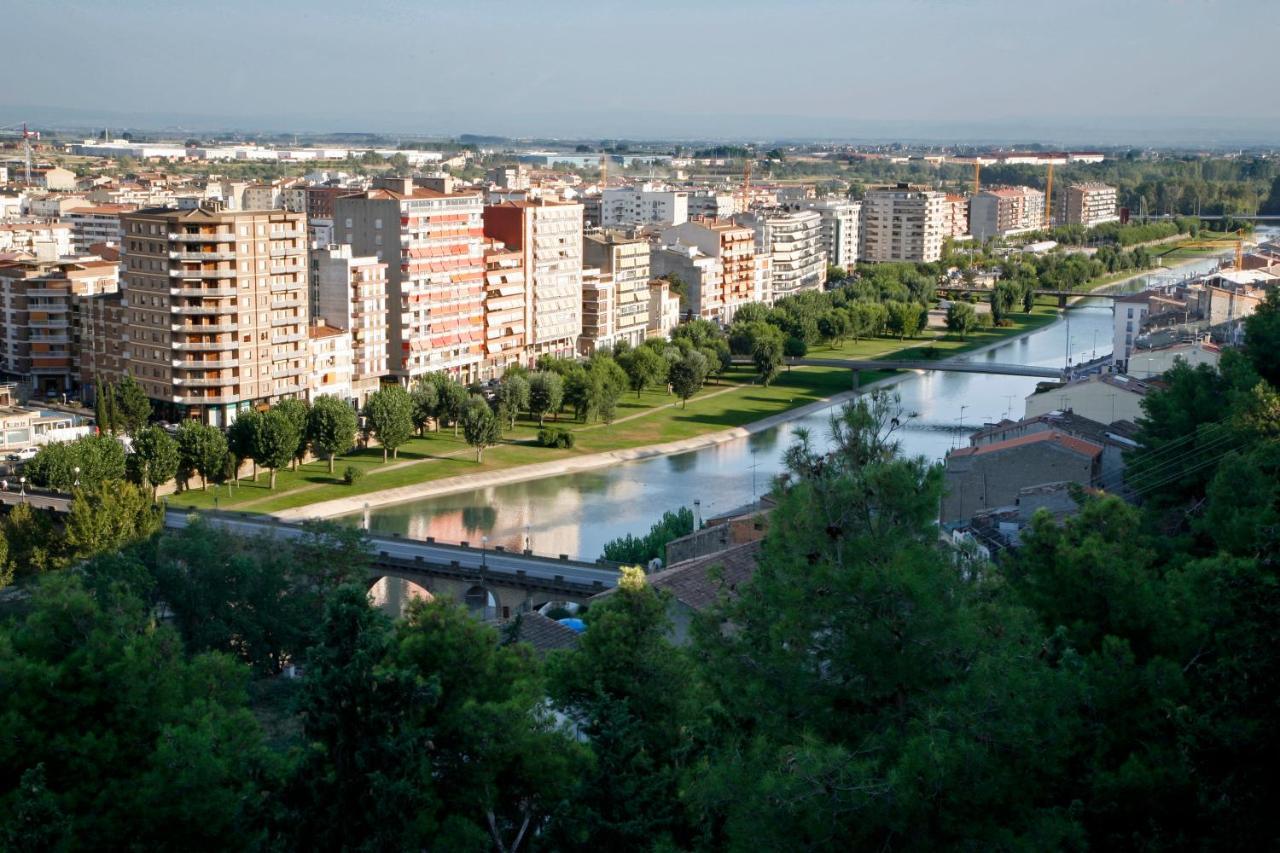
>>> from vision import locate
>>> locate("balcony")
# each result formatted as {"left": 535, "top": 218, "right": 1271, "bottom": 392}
{"left": 169, "top": 268, "right": 237, "bottom": 279}
{"left": 173, "top": 339, "right": 239, "bottom": 352}
{"left": 269, "top": 263, "right": 302, "bottom": 274}
{"left": 168, "top": 231, "right": 236, "bottom": 242}
{"left": 268, "top": 229, "right": 302, "bottom": 240}
{"left": 270, "top": 280, "right": 304, "bottom": 293}
{"left": 172, "top": 304, "right": 236, "bottom": 316}
{"left": 169, "top": 250, "right": 237, "bottom": 261}
{"left": 269, "top": 246, "right": 299, "bottom": 258}
{"left": 173, "top": 357, "right": 238, "bottom": 369}
{"left": 271, "top": 331, "right": 305, "bottom": 344}
{"left": 174, "top": 375, "right": 236, "bottom": 388}
{"left": 174, "top": 393, "right": 241, "bottom": 405}
{"left": 175, "top": 322, "right": 239, "bottom": 334}
{"left": 272, "top": 364, "right": 306, "bottom": 379}
{"left": 171, "top": 285, "right": 239, "bottom": 297}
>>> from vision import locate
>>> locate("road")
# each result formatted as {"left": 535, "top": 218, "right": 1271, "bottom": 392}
{"left": 731, "top": 356, "right": 1063, "bottom": 379}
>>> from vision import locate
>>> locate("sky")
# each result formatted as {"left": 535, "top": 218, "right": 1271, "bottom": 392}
{"left": 5, "top": 0, "right": 1278, "bottom": 144}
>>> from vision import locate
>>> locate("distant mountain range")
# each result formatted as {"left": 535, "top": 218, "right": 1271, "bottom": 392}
{"left": 4, "top": 103, "right": 1278, "bottom": 150}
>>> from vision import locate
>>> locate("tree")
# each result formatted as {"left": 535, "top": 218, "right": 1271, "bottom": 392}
{"left": 254, "top": 409, "right": 299, "bottom": 488}
{"left": 495, "top": 374, "right": 530, "bottom": 430}
{"left": 93, "top": 378, "right": 115, "bottom": 434}
{"left": 545, "top": 568, "right": 697, "bottom": 848}
{"left": 126, "top": 425, "right": 180, "bottom": 498}
{"left": 25, "top": 434, "right": 126, "bottom": 492}
{"left": 0, "top": 502, "right": 60, "bottom": 578}
{"left": 990, "top": 280, "right": 1020, "bottom": 325}
{"left": 946, "top": 300, "right": 978, "bottom": 339}
{"left": 750, "top": 325, "right": 785, "bottom": 386}
{"left": 410, "top": 378, "right": 439, "bottom": 435}
{"left": 1243, "top": 288, "right": 1280, "bottom": 387}
{"left": 227, "top": 411, "right": 262, "bottom": 482}
{"left": 461, "top": 395, "right": 502, "bottom": 462}
{"left": 817, "top": 309, "right": 851, "bottom": 343}
{"left": 362, "top": 385, "right": 414, "bottom": 462}
{"left": 600, "top": 507, "right": 695, "bottom": 565}
{"left": 175, "top": 421, "right": 227, "bottom": 491}
{"left": 307, "top": 396, "right": 358, "bottom": 474}
{"left": 437, "top": 377, "right": 470, "bottom": 437}
{"left": 885, "top": 299, "right": 922, "bottom": 339}
{"left": 783, "top": 335, "right": 808, "bottom": 358}
{"left": 529, "top": 371, "right": 564, "bottom": 426}
{"left": 668, "top": 351, "right": 708, "bottom": 408}
{"left": 114, "top": 374, "right": 151, "bottom": 435}
{"left": 64, "top": 480, "right": 162, "bottom": 561}
{"left": 274, "top": 398, "right": 311, "bottom": 471}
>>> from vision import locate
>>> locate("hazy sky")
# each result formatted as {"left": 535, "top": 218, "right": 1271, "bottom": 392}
{"left": 5, "top": 0, "right": 1277, "bottom": 140}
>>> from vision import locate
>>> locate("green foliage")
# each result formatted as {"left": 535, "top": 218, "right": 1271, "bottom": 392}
{"left": 253, "top": 410, "right": 298, "bottom": 488}
{"left": 410, "top": 377, "right": 439, "bottom": 434}
{"left": 460, "top": 395, "right": 501, "bottom": 462}
{"left": 342, "top": 464, "right": 362, "bottom": 485}
{"left": 175, "top": 420, "right": 228, "bottom": 491}
{"left": 226, "top": 410, "right": 263, "bottom": 481}
{"left": 946, "top": 299, "right": 978, "bottom": 338}
{"left": 601, "top": 507, "right": 695, "bottom": 565}
{"left": 1, "top": 502, "right": 60, "bottom": 578}
{"left": 1243, "top": 288, "right": 1280, "bottom": 388}
{"left": 126, "top": 425, "right": 179, "bottom": 496}
{"left": 306, "top": 395, "right": 358, "bottom": 474}
{"left": 435, "top": 376, "right": 470, "bottom": 436}
{"left": 64, "top": 480, "right": 162, "bottom": 562}
{"left": 273, "top": 398, "right": 311, "bottom": 469}
{"left": 619, "top": 344, "right": 667, "bottom": 398}
{"left": 495, "top": 373, "right": 530, "bottom": 430}
{"left": 25, "top": 434, "right": 126, "bottom": 492}
{"left": 668, "top": 350, "right": 708, "bottom": 407}
{"left": 529, "top": 371, "right": 564, "bottom": 426}
{"left": 362, "top": 385, "right": 414, "bottom": 461}
{"left": 536, "top": 426, "right": 575, "bottom": 449}
{"left": 113, "top": 373, "right": 151, "bottom": 435}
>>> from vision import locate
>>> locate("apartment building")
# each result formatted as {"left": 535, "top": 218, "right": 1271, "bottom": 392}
{"left": 860, "top": 185, "right": 947, "bottom": 263}
{"left": 943, "top": 194, "right": 969, "bottom": 238}
{"left": 120, "top": 203, "right": 309, "bottom": 426}
{"left": 583, "top": 230, "right": 651, "bottom": 348}
{"left": 63, "top": 204, "right": 137, "bottom": 252}
{"left": 0, "top": 222, "right": 73, "bottom": 257}
{"left": 659, "top": 219, "right": 756, "bottom": 322}
{"left": 735, "top": 208, "right": 826, "bottom": 299}
{"left": 0, "top": 255, "right": 119, "bottom": 397}
{"left": 28, "top": 167, "right": 76, "bottom": 191}
{"left": 601, "top": 184, "right": 689, "bottom": 228}
{"left": 1058, "top": 182, "right": 1119, "bottom": 227}
{"left": 687, "top": 190, "right": 740, "bottom": 220}
{"left": 310, "top": 244, "right": 388, "bottom": 405}
{"left": 803, "top": 198, "right": 861, "bottom": 269}
{"left": 647, "top": 279, "right": 681, "bottom": 338}
{"left": 482, "top": 240, "right": 526, "bottom": 376}
{"left": 578, "top": 267, "right": 616, "bottom": 355}
{"left": 650, "top": 243, "right": 722, "bottom": 321}
{"left": 483, "top": 199, "right": 585, "bottom": 360}
{"left": 969, "top": 186, "right": 1045, "bottom": 240}
{"left": 335, "top": 178, "right": 487, "bottom": 382}
{"left": 306, "top": 321, "right": 355, "bottom": 403}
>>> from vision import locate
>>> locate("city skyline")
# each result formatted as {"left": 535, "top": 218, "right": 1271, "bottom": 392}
{"left": 5, "top": 0, "right": 1278, "bottom": 144}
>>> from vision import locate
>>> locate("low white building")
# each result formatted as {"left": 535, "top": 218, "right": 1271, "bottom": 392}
{"left": 1025, "top": 374, "right": 1154, "bottom": 425}
{"left": 602, "top": 183, "right": 688, "bottom": 228}
{"left": 647, "top": 279, "right": 681, "bottom": 338}
{"left": 307, "top": 322, "right": 355, "bottom": 405}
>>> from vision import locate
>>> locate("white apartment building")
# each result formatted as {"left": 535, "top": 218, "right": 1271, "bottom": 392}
{"left": 650, "top": 243, "right": 722, "bottom": 322}
{"left": 583, "top": 230, "right": 651, "bottom": 349}
{"left": 686, "top": 190, "right": 740, "bottom": 220}
{"left": 860, "top": 184, "right": 947, "bottom": 263}
{"left": 335, "top": 178, "right": 487, "bottom": 382}
{"left": 648, "top": 279, "right": 681, "bottom": 338}
{"left": 63, "top": 204, "right": 136, "bottom": 252}
{"left": 309, "top": 244, "right": 389, "bottom": 405}
{"left": 307, "top": 322, "right": 355, "bottom": 404}
{"left": 803, "top": 198, "right": 861, "bottom": 269}
{"left": 601, "top": 183, "right": 688, "bottom": 228}
{"left": 734, "top": 208, "right": 826, "bottom": 299}
{"left": 969, "top": 186, "right": 1045, "bottom": 240}
{"left": 483, "top": 199, "right": 585, "bottom": 360}
{"left": 1059, "top": 182, "right": 1120, "bottom": 227}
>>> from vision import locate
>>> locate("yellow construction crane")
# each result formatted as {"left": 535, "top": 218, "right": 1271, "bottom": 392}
{"left": 741, "top": 159, "right": 752, "bottom": 214}
{"left": 599, "top": 153, "right": 607, "bottom": 190}
{"left": 973, "top": 160, "right": 981, "bottom": 194}
{"left": 1043, "top": 161, "right": 1054, "bottom": 228}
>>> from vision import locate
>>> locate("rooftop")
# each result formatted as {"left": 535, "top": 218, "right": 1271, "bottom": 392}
{"left": 949, "top": 429, "right": 1103, "bottom": 461}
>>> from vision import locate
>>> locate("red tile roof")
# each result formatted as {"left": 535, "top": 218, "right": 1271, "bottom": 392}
{"left": 949, "top": 429, "right": 1103, "bottom": 460}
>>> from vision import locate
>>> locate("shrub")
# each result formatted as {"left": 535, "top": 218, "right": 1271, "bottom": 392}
{"left": 342, "top": 465, "right": 363, "bottom": 485}
{"left": 537, "top": 427, "right": 575, "bottom": 449}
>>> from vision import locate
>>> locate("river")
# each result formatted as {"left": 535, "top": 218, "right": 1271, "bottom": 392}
{"left": 362, "top": 238, "right": 1267, "bottom": 609}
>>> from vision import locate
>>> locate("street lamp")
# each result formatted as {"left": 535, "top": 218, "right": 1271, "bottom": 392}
{"left": 19, "top": 476, "right": 26, "bottom": 502}
{"left": 525, "top": 524, "right": 531, "bottom": 553}
{"left": 481, "top": 535, "right": 488, "bottom": 570}
{"left": 73, "top": 466, "right": 80, "bottom": 489}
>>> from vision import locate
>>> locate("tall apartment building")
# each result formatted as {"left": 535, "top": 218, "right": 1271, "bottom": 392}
{"left": 687, "top": 190, "right": 740, "bottom": 220}
{"left": 310, "top": 244, "right": 388, "bottom": 405}
{"left": 860, "top": 185, "right": 947, "bottom": 263}
{"left": 578, "top": 267, "right": 615, "bottom": 355}
{"left": 601, "top": 184, "right": 688, "bottom": 228}
{"left": 969, "top": 186, "right": 1045, "bottom": 240}
{"left": 0, "top": 255, "right": 119, "bottom": 397}
{"left": 651, "top": 243, "right": 722, "bottom": 321}
{"left": 943, "top": 194, "right": 970, "bottom": 238}
{"left": 120, "top": 203, "right": 309, "bottom": 426}
{"left": 483, "top": 199, "right": 584, "bottom": 360}
{"left": 659, "top": 219, "right": 756, "bottom": 322}
{"left": 803, "top": 198, "right": 861, "bottom": 269}
{"left": 583, "top": 230, "right": 651, "bottom": 348}
{"left": 734, "top": 209, "right": 826, "bottom": 300}
{"left": 1058, "top": 182, "right": 1120, "bottom": 227}
{"left": 0, "top": 222, "right": 73, "bottom": 258}
{"left": 63, "top": 204, "right": 137, "bottom": 252}
{"left": 306, "top": 322, "right": 355, "bottom": 403}
{"left": 482, "top": 240, "right": 526, "bottom": 376}
{"left": 335, "top": 179, "right": 487, "bottom": 382}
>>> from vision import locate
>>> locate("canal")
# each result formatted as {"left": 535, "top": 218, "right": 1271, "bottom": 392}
{"left": 361, "top": 243, "right": 1262, "bottom": 596}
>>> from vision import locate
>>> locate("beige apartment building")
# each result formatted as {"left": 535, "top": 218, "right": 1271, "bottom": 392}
{"left": 310, "top": 244, "right": 389, "bottom": 405}
{"left": 1058, "top": 182, "right": 1120, "bottom": 227}
{"left": 578, "top": 267, "right": 616, "bottom": 355}
{"left": 483, "top": 199, "right": 584, "bottom": 360}
{"left": 335, "top": 178, "right": 487, "bottom": 382}
{"left": 970, "top": 186, "right": 1045, "bottom": 240}
{"left": 735, "top": 208, "right": 826, "bottom": 299}
{"left": 860, "top": 184, "right": 947, "bottom": 263}
{"left": 63, "top": 203, "right": 137, "bottom": 252}
{"left": 120, "top": 203, "right": 309, "bottom": 426}
{"left": 482, "top": 240, "right": 526, "bottom": 377}
{"left": 659, "top": 219, "right": 756, "bottom": 322}
{"left": 0, "top": 255, "right": 119, "bottom": 397}
{"left": 943, "top": 194, "right": 969, "bottom": 238}
{"left": 583, "top": 230, "right": 651, "bottom": 348}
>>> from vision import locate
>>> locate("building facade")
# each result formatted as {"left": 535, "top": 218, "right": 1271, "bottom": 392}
{"left": 310, "top": 244, "right": 388, "bottom": 405}
{"left": 583, "top": 230, "right": 651, "bottom": 349}
{"left": 482, "top": 241, "right": 527, "bottom": 377}
{"left": 601, "top": 184, "right": 688, "bottom": 228}
{"left": 1058, "top": 182, "right": 1119, "bottom": 227}
{"left": 120, "top": 203, "right": 309, "bottom": 425}
{"left": 735, "top": 208, "right": 826, "bottom": 300}
{"left": 860, "top": 184, "right": 946, "bottom": 263}
{"left": 63, "top": 204, "right": 136, "bottom": 252}
{"left": 804, "top": 198, "right": 861, "bottom": 269}
{"left": 650, "top": 243, "right": 721, "bottom": 321}
{"left": 659, "top": 219, "right": 757, "bottom": 322}
{"left": 969, "top": 186, "right": 1046, "bottom": 240}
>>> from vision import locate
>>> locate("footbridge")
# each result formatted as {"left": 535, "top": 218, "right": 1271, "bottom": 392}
{"left": 732, "top": 355, "right": 1063, "bottom": 389}
{"left": 935, "top": 285, "right": 1119, "bottom": 307}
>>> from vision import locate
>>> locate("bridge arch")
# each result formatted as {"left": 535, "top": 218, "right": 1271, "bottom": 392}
{"left": 464, "top": 584, "right": 502, "bottom": 621}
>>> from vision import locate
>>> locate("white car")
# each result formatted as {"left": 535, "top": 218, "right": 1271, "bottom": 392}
{"left": 5, "top": 447, "right": 38, "bottom": 462}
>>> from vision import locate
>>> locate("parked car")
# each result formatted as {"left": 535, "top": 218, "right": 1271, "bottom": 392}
{"left": 5, "top": 447, "right": 38, "bottom": 462}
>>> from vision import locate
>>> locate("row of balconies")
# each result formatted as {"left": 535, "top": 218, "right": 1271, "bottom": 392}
{"left": 169, "top": 250, "right": 237, "bottom": 261}
{"left": 169, "top": 268, "right": 236, "bottom": 280}
{"left": 169, "top": 231, "right": 236, "bottom": 242}
{"left": 173, "top": 357, "right": 238, "bottom": 369}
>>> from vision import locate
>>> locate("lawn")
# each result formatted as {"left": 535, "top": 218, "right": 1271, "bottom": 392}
{"left": 166, "top": 302, "right": 1063, "bottom": 515}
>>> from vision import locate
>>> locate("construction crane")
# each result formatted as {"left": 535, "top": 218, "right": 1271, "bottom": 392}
{"left": 973, "top": 160, "right": 981, "bottom": 194}
{"left": 740, "top": 158, "right": 752, "bottom": 215}
{"left": 599, "top": 152, "right": 607, "bottom": 191}
{"left": 0, "top": 122, "right": 39, "bottom": 185}
{"left": 1043, "top": 161, "right": 1054, "bottom": 228}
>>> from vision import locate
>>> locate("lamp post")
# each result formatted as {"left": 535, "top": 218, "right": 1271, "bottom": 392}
{"left": 481, "top": 535, "right": 488, "bottom": 570}
{"left": 19, "top": 476, "right": 26, "bottom": 502}
{"left": 73, "top": 466, "right": 80, "bottom": 489}
{"left": 525, "top": 524, "right": 531, "bottom": 553}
